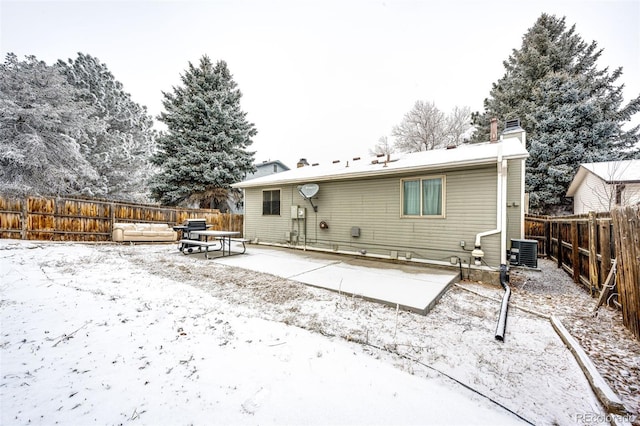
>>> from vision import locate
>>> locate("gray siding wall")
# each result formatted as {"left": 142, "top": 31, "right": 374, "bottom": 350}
{"left": 506, "top": 158, "right": 524, "bottom": 247}
{"left": 244, "top": 164, "right": 509, "bottom": 266}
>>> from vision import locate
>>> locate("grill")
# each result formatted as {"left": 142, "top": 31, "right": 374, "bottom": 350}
{"left": 174, "top": 219, "right": 208, "bottom": 233}
{"left": 173, "top": 218, "right": 208, "bottom": 239}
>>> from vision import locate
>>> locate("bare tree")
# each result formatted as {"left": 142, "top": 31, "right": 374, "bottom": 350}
{"left": 392, "top": 101, "right": 446, "bottom": 152}
{"left": 391, "top": 101, "right": 472, "bottom": 153}
{"left": 445, "top": 105, "right": 473, "bottom": 146}
{"left": 369, "top": 136, "right": 395, "bottom": 157}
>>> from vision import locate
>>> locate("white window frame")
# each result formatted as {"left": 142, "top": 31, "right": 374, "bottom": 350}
{"left": 400, "top": 175, "right": 446, "bottom": 218}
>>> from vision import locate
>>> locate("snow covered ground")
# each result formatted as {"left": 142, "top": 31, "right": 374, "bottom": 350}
{"left": 0, "top": 240, "right": 634, "bottom": 425}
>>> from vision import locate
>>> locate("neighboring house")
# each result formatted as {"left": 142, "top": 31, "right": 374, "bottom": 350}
{"left": 567, "top": 160, "right": 640, "bottom": 214}
{"left": 234, "top": 124, "right": 529, "bottom": 274}
{"left": 229, "top": 160, "right": 290, "bottom": 213}
{"left": 245, "top": 160, "right": 290, "bottom": 180}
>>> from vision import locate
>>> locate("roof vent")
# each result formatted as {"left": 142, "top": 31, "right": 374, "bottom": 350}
{"left": 332, "top": 160, "right": 340, "bottom": 164}
{"left": 505, "top": 119, "right": 520, "bottom": 131}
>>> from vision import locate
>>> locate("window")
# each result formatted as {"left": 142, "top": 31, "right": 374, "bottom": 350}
{"left": 401, "top": 176, "right": 444, "bottom": 217}
{"left": 262, "top": 190, "right": 280, "bottom": 215}
{"left": 615, "top": 184, "right": 625, "bottom": 205}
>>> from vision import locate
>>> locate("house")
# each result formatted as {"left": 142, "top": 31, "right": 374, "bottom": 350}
{"left": 233, "top": 123, "right": 529, "bottom": 278}
{"left": 229, "top": 160, "right": 290, "bottom": 213}
{"left": 567, "top": 160, "right": 640, "bottom": 214}
{"left": 245, "top": 160, "right": 290, "bottom": 180}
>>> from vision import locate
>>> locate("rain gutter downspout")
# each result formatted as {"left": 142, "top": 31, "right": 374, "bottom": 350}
{"left": 472, "top": 144, "right": 511, "bottom": 341}
{"left": 496, "top": 151, "right": 510, "bottom": 341}
{"left": 473, "top": 145, "right": 508, "bottom": 265}
{"left": 495, "top": 264, "right": 510, "bottom": 341}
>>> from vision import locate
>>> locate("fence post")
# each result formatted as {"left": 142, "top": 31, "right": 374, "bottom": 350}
{"left": 110, "top": 202, "right": 115, "bottom": 234}
{"left": 21, "top": 196, "right": 28, "bottom": 240}
{"left": 557, "top": 221, "right": 563, "bottom": 268}
{"left": 571, "top": 221, "right": 580, "bottom": 284}
{"left": 588, "top": 212, "right": 599, "bottom": 295}
{"left": 544, "top": 219, "right": 551, "bottom": 258}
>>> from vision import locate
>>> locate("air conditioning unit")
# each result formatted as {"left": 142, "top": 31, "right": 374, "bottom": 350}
{"left": 510, "top": 239, "right": 538, "bottom": 268}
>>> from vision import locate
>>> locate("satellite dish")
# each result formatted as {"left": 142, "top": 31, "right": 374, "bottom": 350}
{"left": 298, "top": 183, "right": 319, "bottom": 199}
{"left": 298, "top": 183, "right": 319, "bottom": 212}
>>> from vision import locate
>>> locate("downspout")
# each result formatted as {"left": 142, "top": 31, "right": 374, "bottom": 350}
{"left": 495, "top": 156, "right": 510, "bottom": 341}
{"left": 472, "top": 143, "right": 511, "bottom": 341}
{"left": 495, "top": 264, "right": 510, "bottom": 341}
{"left": 242, "top": 189, "right": 247, "bottom": 238}
{"left": 472, "top": 145, "right": 507, "bottom": 266}
{"left": 496, "top": 126, "right": 526, "bottom": 341}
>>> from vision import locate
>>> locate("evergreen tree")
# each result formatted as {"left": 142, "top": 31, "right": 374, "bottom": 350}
{"left": 471, "top": 14, "right": 640, "bottom": 214}
{"left": 58, "top": 53, "right": 157, "bottom": 202}
{"left": 150, "top": 56, "right": 256, "bottom": 208}
{"left": 0, "top": 54, "right": 101, "bottom": 196}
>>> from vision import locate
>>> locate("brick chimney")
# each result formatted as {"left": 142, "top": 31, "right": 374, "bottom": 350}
{"left": 297, "top": 158, "right": 309, "bottom": 168}
{"left": 490, "top": 117, "right": 498, "bottom": 142}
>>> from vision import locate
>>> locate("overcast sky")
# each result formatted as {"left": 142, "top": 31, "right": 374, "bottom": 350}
{"left": 2, "top": 0, "right": 639, "bottom": 169}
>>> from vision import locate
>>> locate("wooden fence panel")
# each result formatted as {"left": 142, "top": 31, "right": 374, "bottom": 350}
{"left": 526, "top": 211, "right": 640, "bottom": 339}
{"left": 611, "top": 206, "right": 640, "bottom": 340}
{"left": 528, "top": 213, "right": 613, "bottom": 292}
{"left": 0, "top": 196, "right": 22, "bottom": 239}
{"left": 599, "top": 220, "right": 612, "bottom": 285}
{"left": 524, "top": 216, "right": 548, "bottom": 256}
{"left": 0, "top": 195, "right": 244, "bottom": 241}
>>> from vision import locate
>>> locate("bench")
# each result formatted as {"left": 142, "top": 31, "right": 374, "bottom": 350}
{"left": 230, "top": 238, "right": 250, "bottom": 254}
{"left": 212, "top": 237, "right": 249, "bottom": 255}
{"left": 178, "top": 239, "right": 221, "bottom": 259}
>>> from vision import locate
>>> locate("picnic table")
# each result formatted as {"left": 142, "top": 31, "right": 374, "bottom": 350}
{"left": 179, "top": 230, "right": 248, "bottom": 259}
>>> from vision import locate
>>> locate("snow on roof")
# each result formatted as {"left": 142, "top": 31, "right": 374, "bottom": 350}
{"left": 581, "top": 160, "right": 640, "bottom": 182}
{"left": 235, "top": 138, "right": 529, "bottom": 188}
{"left": 567, "top": 160, "right": 640, "bottom": 196}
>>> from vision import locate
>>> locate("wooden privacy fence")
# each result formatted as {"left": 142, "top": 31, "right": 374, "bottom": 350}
{"left": 0, "top": 195, "right": 243, "bottom": 241}
{"left": 525, "top": 212, "right": 614, "bottom": 293}
{"left": 526, "top": 208, "right": 640, "bottom": 340}
{"left": 610, "top": 206, "right": 640, "bottom": 340}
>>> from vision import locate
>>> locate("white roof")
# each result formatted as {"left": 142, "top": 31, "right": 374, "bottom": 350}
{"left": 234, "top": 138, "right": 529, "bottom": 188}
{"left": 581, "top": 160, "right": 640, "bottom": 181}
{"left": 567, "top": 160, "right": 640, "bottom": 196}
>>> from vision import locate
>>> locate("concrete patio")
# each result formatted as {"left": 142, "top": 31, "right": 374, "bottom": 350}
{"left": 212, "top": 244, "right": 459, "bottom": 314}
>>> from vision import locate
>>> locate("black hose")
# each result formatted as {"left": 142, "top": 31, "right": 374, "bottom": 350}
{"left": 361, "top": 341, "right": 535, "bottom": 425}
{"left": 495, "top": 264, "right": 510, "bottom": 341}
